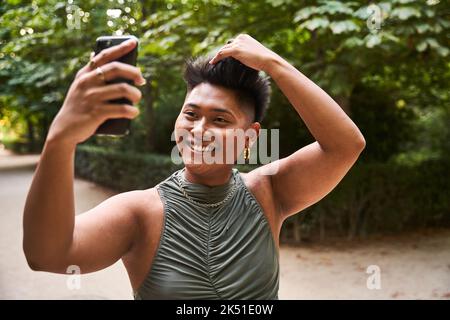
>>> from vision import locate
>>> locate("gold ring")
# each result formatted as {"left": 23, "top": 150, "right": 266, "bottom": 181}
{"left": 95, "top": 67, "right": 106, "bottom": 83}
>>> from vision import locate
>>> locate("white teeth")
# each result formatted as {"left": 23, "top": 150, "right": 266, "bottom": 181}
{"left": 183, "top": 139, "right": 215, "bottom": 152}
{"left": 191, "top": 144, "right": 215, "bottom": 152}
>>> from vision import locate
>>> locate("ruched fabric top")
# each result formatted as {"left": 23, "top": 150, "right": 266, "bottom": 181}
{"left": 134, "top": 167, "right": 279, "bottom": 300}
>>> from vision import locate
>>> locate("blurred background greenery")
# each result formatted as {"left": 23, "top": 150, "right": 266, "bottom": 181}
{"left": 1, "top": 0, "right": 449, "bottom": 241}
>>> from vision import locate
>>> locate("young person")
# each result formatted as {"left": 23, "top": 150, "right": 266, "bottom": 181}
{"left": 23, "top": 35, "right": 365, "bottom": 299}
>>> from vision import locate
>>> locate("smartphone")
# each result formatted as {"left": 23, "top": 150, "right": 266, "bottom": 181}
{"left": 93, "top": 35, "right": 139, "bottom": 136}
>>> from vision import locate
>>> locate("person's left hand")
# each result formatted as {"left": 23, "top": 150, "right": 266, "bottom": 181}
{"left": 208, "top": 34, "right": 278, "bottom": 72}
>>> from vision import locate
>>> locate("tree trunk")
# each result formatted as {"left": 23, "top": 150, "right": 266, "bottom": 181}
{"left": 335, "top": 96, "right": 351, "bottom": 116}
{"left": 142, "top": 81, "right": 156, "bottom": 152}
{"left": 293, "top": 216, "right": 301, "bottom": 243}
{"left": 141, "top": 1, "right": 158, "bottom": 153}
{"left": 26, "top": 116, "right": 35, "bottom": 153}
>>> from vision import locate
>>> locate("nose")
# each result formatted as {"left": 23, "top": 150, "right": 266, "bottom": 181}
{"left": 191, "top": 117, "right": 207, "bottom": 137}
{"left": 190, "top": 118, "right": 216, "bottom": 145}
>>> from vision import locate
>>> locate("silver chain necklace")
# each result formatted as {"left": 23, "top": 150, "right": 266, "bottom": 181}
{"left": 175, "top": 168, "right": 238, "bottom": 208}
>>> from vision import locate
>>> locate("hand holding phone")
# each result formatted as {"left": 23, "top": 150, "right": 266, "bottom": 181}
{"left": 46, "top": 37, "right": 144, "bottom": 146}
{"left": 94, "top": 35, "right": 141, "bottom": 136}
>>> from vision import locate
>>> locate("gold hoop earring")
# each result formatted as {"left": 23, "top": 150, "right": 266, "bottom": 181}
{"left": 243, "top": 147, "right": 250, "bottom": 161}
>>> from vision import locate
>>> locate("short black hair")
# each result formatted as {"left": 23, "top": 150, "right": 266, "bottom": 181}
{"left": 183, "top": 54, "right": 271, "bottom": 123}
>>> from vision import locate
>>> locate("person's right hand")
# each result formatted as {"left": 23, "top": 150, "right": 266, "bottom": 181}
{"left": 47, "top": 38, "right": 145, "bottom": 146}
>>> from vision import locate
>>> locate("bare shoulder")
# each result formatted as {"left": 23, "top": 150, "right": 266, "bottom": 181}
{"left": 98, "top": 188, "right": 162, "bottom": 225}
{"left": 131, "top": 187, "right": 164, "bottom": 228}
{"left": 120, "top": 186, "right": 165, "bottom": 291}
{"left": 100, "top": 187, "right": 163, "bottom": 248}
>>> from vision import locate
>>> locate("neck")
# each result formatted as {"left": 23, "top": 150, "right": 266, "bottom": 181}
{"left": 183, "top": 165, "right": 233, "bottom": 187}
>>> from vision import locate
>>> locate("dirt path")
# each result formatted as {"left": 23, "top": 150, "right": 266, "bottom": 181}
{"left": 279, "top": 230, "right": 450, "bottom": 299}
{"left": 1, "top": 147, "right": 449, "bottom": 299}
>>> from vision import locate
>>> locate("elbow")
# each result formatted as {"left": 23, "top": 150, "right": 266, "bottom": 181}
{"left": 25, "top": 258, "right": 43, "bottom": 272}
{"left": 347, "top": 139, "right": 365, "bottom": 159}
{"left": 355, "top": 136, "right": 366, "bottom": 151}
{"left": 334, "top": 136, "right": 366, "bottom": 156}
{"left": 23, "top": 243, "right": 61, "bottom": 272}
{"left": 23, "top": 241, "right": 36, "bottom": 270}
{"left": 23, "top": 246, "right": 44, "bottom": 271}
{"left": 350, "top": 129, "right": 366, "bottom": 152}
{"left": 23, "top": 239, "right": 41, "bottom": 271}
{"left": 23, "top": 249, "right": 45, "bottom": 271}
{"left": 24, "top": 254, "right": 64, "bottom": 273}
{"left": 340, "top": 136, "right": 366, "bottom": 158}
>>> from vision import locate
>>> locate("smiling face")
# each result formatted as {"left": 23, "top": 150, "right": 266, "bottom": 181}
{"left": 174, "top": 82, "right": 260, "bottom": 174}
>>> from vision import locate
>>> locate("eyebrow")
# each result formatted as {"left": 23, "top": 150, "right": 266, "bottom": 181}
{"left": 184, "top": 103, "right": 235, "bottom": 117}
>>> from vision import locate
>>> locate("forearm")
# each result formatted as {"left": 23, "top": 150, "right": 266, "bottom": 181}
{"left": 265, "top": 55, "right": 365, "bottom": 153}
{"left": 23, "top": 137, "right": 77, "bottom": 267}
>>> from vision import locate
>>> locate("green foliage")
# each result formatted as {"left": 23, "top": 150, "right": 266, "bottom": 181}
{"left": 1, "top": 0, "right": 449, "bottom": 162}
{"left": 283, "top": 158, "right": 450, "bottom": 241}
{"left": 1, "top": 136, "right": 33, "bottom": 154}
{"left": 349, "top": 83, "right": 418, "bottom": 162}
{"left": 75, "top": 144, "right": 182, "bottom": 191}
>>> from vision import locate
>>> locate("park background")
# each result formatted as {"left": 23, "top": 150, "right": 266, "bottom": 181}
{"left": 0, "top": 0, "right": 449, "bottom": 299}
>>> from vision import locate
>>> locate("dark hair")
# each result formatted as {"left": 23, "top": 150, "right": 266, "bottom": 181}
{"left": 183, "top": 54, "right": 271, "bottom": 123}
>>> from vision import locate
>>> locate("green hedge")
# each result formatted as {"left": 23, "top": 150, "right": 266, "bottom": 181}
{"left": 75, "top": 145, "right": 450, "bottom": 240}
{"left": 75, "top": 144, "right": 257, "bottom": 192}
{"left": 1, "top": 137, "right": 44, "bottom": 154}
{"left": 75, "top": 144, "right": 182, "bottom": 191}
{"left": 283, "top": 158, "right": 450, "bottom": 241}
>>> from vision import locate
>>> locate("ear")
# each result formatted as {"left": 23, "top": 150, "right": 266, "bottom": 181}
{"left": 246, "top": 122, "right": 261, "bottom": 147}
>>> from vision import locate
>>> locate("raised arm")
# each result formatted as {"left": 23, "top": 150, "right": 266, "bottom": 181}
{"left": 209, "top": 34, "right": 366, "bottom": 221}
{"left": 264, "top": 52, "right": 365, "bottom": 220}
{"left": 23, "top": 39, "right": 146, "bottom": 273}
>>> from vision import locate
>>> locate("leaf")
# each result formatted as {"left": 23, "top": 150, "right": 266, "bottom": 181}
{"left": 437, "top": 18, "right": 450, "bottom": 29}
{"left": 365, "top": 34, "right": 381, "bottom": 48}
{"left": 316, "top": 1, "right": 354, "bottom": 15}
{"left": 426, "top": 38, "right": 449, "bottom": 57}
{"left": 329, "top": 20, "right": 360, "bottom": 34}
{"left": 415, "top": 24, "right": 429, "bottom": 34}
{"left": 381, "top": 32, "right": 400, "bottom": 43}
{"left": 300, "top": 17, "right": 329, "bottom": 31}
{"left": 354, "top": 2, "right": 389, "bottom": 21}
{"left": 342, "top": 37, "right": 364, "bottom": 48}
{"left": 378, "top": 2, "right": 393, "bottom": 14}
{"left": 431, "top": 23, "right": 443, "bottom": 33}
{"left": 391, "top": 7, "right": 421, "bottom": 20}
{"left": 266, "top": 0, "right": 291, "bottom": 7}
{"left": 293, "top": 7, "right": 318, "bottom": 22}
{"left": 426, "top": 38, "right": 439, "bottom": 49}
{"left": 416, "top": 40, "right": 427, "bottom": 52}
{"left": 424, "top": 9, "right": 435, "bottom": 18}
{"left": 6, "top": 0, "right": 22, "bottom": 5}
{"left": 53, "top": 2, "right": 67, "bottom": 11}
{"left": 435, "top": 46, "right": 449, "bottom": 57}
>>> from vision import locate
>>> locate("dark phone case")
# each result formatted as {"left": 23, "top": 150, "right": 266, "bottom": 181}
{"left": 94, "top": 35, "right": 138, "bottom": 136}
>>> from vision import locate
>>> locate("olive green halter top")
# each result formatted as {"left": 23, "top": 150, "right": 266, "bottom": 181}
{"left": 134, "top": 167, "right": 279, "bottom": 300}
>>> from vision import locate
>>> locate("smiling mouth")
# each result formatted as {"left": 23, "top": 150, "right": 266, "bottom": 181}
{"left": 183, "top": 140, "right": 216, "bottom": 153}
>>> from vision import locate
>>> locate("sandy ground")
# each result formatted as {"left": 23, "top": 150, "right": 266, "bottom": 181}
{"left": 1, "top": 146, "right": 449, "bottom": 300}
